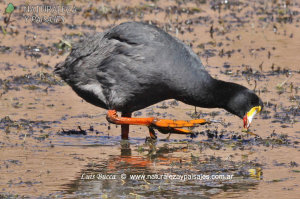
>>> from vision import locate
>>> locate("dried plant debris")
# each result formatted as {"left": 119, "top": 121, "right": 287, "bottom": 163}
{"left": 83, "top": 4, "right": 163, "bottom": 20}
{"left": 56, "top": 126, "right": 104, "bottom": 136}
{"left": 272, "top": 106, "right": 299, "bottom": 124}
{"left": 0, "top": 116, "right": 60, "bottom": 136}
{"left": 191, "top": 130, "right": 296, "bottom": 148}
{"left": 57, "top": 126, "right": 87, "bottom": 136}
{"left": 0, "top": 46, "right": 12, "bottom": 54}
{"left": 0, "top": 72, "right": 64, "bottom": 95}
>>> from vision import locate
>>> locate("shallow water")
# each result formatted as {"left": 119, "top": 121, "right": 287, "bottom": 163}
{"left": 0, "top": 0, "right": 299, "bottom": 198}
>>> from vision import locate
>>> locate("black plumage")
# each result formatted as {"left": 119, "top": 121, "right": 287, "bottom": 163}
{"left": 55, "top": 21, "right": 263, "bottom": 120}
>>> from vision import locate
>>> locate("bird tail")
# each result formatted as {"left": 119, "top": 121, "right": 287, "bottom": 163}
{"left": 54, "top": 32, "right": 104, "bottom": 80}
{"left": 53, "top": 39, "right": 79, "bottom": 78}
{"left": 54, "top": 58, "right": 74, "bottom": 80}
{"left": 54, "top": 61, "right": 64, "bottom": 75}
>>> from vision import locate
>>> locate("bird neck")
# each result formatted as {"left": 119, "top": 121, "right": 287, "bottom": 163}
{"left": 178, "top": 78, "right": 246, "bottom": 111}
{"left": 210, "top": 79, "right": 246, "bottom": 109}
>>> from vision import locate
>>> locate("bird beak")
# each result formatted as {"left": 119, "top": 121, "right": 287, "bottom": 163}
{"left": 243, "top": 106, "right": 262, "bottom": 129}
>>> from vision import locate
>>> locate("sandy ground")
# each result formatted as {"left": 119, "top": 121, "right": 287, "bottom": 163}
{"left": 0, "top": 0, "right": 299, "bottom": 198}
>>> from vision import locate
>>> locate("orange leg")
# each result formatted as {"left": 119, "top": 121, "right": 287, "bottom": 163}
{"left": 106, "top": 110, "right": 208, "bottom": 138}
{"left": 153, "top": 118, "right": 207, "bottom": 128}
{"left": 107, "top": 110, "right": 154, "bottom": 125}
{"left": 121, "top": 112, "right": 131, "bottom": 140}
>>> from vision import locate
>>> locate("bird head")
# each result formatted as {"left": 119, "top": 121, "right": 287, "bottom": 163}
{"left": 227, "top": 89, "right": 263, "bottom": 130}
{"left": 243, "top": 105, "right": 262, "bottom": 129}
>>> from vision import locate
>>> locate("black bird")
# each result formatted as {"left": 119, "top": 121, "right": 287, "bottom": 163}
{"left": 55, "top": 22, "right": 263, "bottom": 139}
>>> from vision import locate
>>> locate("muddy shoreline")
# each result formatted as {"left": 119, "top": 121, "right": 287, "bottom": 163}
{"left": 0, "top": 0, "right": 299, "bottom": 198}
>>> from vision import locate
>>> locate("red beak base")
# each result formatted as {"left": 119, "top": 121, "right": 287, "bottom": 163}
{"left": 243, "top": 115, "right": 247, "bottom": 129}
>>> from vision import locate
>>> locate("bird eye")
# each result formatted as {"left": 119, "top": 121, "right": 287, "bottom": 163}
{"left": 249, "top": 97, "right": 258, "bottom": 106}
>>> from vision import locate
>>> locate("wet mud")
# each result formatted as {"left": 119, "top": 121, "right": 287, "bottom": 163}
{"left": 0, "top": 0, "right": 299, "bottom": 198}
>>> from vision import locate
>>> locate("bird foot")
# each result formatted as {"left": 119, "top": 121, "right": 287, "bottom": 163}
{"left": 152, "top": 118, "right": 207, "bottom": 127}
{"left": 106, "top": 110, "right": 209, "bottom": 137}
{"left": 151, "top": 118, "right": 208, "bottom": 135}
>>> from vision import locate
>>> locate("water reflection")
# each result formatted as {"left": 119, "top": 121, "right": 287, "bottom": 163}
{"left": 63, "top": 141, "right": 262, "bottom": 198}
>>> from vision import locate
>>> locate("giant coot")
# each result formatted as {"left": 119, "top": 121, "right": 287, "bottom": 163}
{"left": 55, "top": 22, "right": 263, "bottom": 139}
